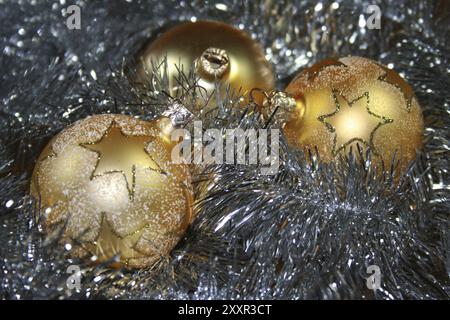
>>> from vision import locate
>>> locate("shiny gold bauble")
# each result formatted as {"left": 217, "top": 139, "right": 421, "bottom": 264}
{"left": 31, "top": 114, "right": 193, "bottom": 268}
{"left": 284, "top": 56, "right": 424, "bottom": 171}
{"left": 135, "top": 20, "right": 274, "bottom": 103}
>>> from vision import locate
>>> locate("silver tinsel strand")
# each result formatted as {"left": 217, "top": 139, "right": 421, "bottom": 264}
{"left": 0, "top": 0, "right": 449, "bottom": 299}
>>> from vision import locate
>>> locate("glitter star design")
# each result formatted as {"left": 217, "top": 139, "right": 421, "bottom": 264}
{"left": 84, "top": 213, "right": 147, "bottom": 266}
{"left": 377, "top": 64, "right": 414, "bottom": 112}
{"left": 80, "top": 121, "right": 164, "bottom": 199}
{"left": 318, "top": 89, "right": 394, "bottom": 156}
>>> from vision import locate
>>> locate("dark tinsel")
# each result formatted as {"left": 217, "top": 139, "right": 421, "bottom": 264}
{"left": 0, "top": 0, "right": 449, "bottom": 299}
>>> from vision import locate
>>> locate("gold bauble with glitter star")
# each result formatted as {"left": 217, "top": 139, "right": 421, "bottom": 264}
{"left": 283, "top": 56, "right": 424, "bottom": 171}
{"left": 133, "top": 20, "right": 274, "bottom": 104}
{"left": 31, "top": 114, "right": 193, "bottom": 269}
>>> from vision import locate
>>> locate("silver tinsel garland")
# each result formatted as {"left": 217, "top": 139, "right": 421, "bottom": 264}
{"left": 0, "top": 0, "right": 449, "bottom": 299}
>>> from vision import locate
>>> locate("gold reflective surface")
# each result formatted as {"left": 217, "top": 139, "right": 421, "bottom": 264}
{"left": 284, "top": 56, "right": 424, "bottom": 171}
{"left": 135, "top": 20, "right": 275, "bottom": 103}
{"left": 31, "top": 114, "right": 193, "bottom": 268}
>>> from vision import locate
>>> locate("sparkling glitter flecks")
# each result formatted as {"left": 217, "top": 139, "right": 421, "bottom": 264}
{"left": 80, "top": 121, "right": 165, "bottom": 200}
{"left": 318, "top": 89, "right": 394, "bottom": 156}
{"left": 302, "top": 58, "right": 347, "bottom": 82}
{"left": 377, "top": 65, "right": 415, "bottom": 113}
{"left": 83, "top": 212, "right": 147, "bottom": 268}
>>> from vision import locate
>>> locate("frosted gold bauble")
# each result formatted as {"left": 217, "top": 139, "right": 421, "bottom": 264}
{"left": 284, "top": 56, "right": 424, "bottom": 171}
{"left": 134, "top": 20, "right": 274, "bottom": 103}
{"left": 31, "top": 114, "right": 193, "bottom": 268}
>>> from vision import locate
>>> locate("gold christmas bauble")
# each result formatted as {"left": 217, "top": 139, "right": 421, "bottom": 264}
{"left": 134, "top": 20, "right": 274, "bottom": 103}
{"left": 31, "top": 114, "right": 194, "bottom": 268}
{"left": 284, "top": 56, "right": 424, "bottom": 171}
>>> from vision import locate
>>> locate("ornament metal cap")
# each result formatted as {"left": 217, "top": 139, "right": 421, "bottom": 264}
{"left": 261, "top": 90, "right": 297, "bottom": 127}
{"left": 196, "top": 47, "right": 230, "bottom": 81}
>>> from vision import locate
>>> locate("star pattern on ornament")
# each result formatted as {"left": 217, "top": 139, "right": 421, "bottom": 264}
{"left": 376, "top": 64, "right": 414, "bottom": 112}
{"left": 318, "top": 89, "right": 394, "bottom": 156}
{"left": 80, "top": 121, "right": 165, "bottom": 200}
{"left": 84, "top": 212, "right": 148, "bottom": 267}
